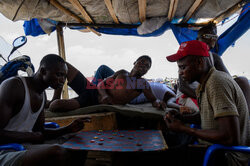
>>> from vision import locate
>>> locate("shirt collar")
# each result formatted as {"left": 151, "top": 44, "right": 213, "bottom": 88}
{"left": 196, "top": 67, "right": 216, "bottom": 95}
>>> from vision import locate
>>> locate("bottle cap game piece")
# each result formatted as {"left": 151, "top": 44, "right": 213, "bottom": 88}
{"left": 97, "top": 133, "right": 101, "bottom": 135}
{"left": 90, "top": 140, "right": 95, "bottom": 143}
{"left": 98, "top": 142, "right": 103, "bottom": 145}
{"left": 93, "top": 136, "right": 98, "bottom": 139}
{"left": 99, "top": 138, "right": 104, "bottom": 141}
{"left": 108, "top": 137, "right": 113, "bottom": 139}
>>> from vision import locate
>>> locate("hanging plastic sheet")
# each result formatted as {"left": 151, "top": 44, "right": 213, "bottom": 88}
{"left": 214, "top": 3, "right": 250, "bottom": 56}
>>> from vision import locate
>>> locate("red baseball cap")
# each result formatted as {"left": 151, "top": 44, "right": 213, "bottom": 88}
{"left": 166, "top": 40, "right": 210, "bottom": 62}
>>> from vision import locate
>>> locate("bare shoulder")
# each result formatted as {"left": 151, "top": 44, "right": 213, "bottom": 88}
{"left": 0, "top": 77, "right": 25, "bottom": 128}
{"left": 0, "top": 77, "right": 23, "bottom": 89}
{"left": 114, "top": 69, "right": 129, "bottom": 77}
{"left": 0, "top": 77, "right": 24, "bottom": 100}
{"left": 116, "top": 69, "right": 128, "bottom": 74}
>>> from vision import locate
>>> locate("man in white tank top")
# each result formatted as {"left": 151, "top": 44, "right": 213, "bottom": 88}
{"left": 0, "top": 54, "right": 90, "bottom": 166}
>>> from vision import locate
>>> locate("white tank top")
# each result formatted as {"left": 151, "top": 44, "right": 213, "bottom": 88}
{"left": 4, "top": 77, "right": 45, "bottom": 132}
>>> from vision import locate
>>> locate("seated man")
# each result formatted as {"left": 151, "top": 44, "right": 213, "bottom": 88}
{"left": 197, "top": 23, "right": 250, "bottom": 112}
{"left": 92, "top": 64, "right": 176, "bottom": 107}
{"left": 0, "top": 54, "right": 90, "bottom": 166}
{"left": 49, "top": 55, "right": 166, "bottom": 112}
{"left": 165, "top": 40, "right": 250, "bottom": 166}
{"left": 173, "top": 23, "right": 250, "bottom": 115}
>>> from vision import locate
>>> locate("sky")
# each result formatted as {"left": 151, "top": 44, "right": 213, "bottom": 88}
{"left": 0, "top": 13, "right": 249, "bottom": 80}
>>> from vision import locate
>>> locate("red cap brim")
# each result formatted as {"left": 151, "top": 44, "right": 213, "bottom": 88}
{"left": 166, "top": 53, "right": 184, "bottom": 62}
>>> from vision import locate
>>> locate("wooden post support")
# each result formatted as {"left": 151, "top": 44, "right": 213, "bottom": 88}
{"left": 138, "top": 0, "right": 147, "bottom": 23}
{"left": 56, "top": 26, "right": 69, "bottom": 99}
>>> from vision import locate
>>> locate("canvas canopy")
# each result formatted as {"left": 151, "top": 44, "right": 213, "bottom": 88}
{"left": 0, "top": 0, "right": 249, "bottom": 56}
{"left": 0, "top": 0, "right": 244, "bottom": 24}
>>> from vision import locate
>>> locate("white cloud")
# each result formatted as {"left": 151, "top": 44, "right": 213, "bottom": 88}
{"left": 67, "top": 45, "right": 104, "bottom": 57}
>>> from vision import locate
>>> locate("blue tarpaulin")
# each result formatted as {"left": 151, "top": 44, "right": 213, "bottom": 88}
{"left": 23, "top": 18, "right": 47, "bottom": 37}
{"left": 214, "top": 3, "right": 250, "bottom": 55}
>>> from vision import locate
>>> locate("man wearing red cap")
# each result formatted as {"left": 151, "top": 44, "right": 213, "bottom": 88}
{"left": 197, "top": 23, "right": 250, "bottom": 113}
{"left": 165, "top": 40, "right": 250, "bottom": 165}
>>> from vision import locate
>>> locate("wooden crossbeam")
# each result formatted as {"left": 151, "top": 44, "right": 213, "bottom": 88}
{"left": 68, "top": 0, "right": 93, "bottom": 23}
{"left": 167, "top": 0, "right": 179, "bottom": 21}
{"left": 104, "top": 0, "right": 119, "bottom": 24}
{"left": 49, "top": 0, "right": 101, "bottom": 36}
{"left": 138, "top": 0, "right": 147, "bottom": 22}
{"left": 212, "top": 1, "right": 245, "bottom": 24}
{"left": 181, "top": 0, "right": 203, "bottom": 23}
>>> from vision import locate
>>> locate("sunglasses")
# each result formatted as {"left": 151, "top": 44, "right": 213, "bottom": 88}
{"left": 202, "top": 34, "right": 218, "bottom": 40}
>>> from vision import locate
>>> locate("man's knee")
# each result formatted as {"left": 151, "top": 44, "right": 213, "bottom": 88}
{"left": 47, "top": 145, "right": 69, "bottom": 161}
{"left": 48, "top": 146, "right": 87, "bottom": 165}
{"left": 99, "top": 65, "right": 109, "bottom": 69}
{"left": 97, "top": 65, "right": 110, "bottom": 73}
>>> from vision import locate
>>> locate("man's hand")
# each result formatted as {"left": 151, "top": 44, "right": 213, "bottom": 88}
{"left": 100, "top": 95, "right": 114, "bottom": 104}
{"left": 164, "top": 112, "right": 185, "bottom": 132}
{"left": 66, "top": 117, "right": 91, "bottom": 133}
{"left": 152, "top": 100, "right": 166, "bottom": 110}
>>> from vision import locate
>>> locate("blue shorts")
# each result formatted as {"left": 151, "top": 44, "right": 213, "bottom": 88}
{"left": 68, "top": 72, "right": 99, "bottom": 107}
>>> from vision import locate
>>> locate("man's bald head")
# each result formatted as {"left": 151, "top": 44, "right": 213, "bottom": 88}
{"left": 40, "top": 54, "right": 65, "bottom": 69}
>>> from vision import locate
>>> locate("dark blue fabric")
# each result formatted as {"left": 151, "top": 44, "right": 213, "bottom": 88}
{"left": 0, "top": 56, "right": 34, "bottom": 83}
{"left": 170, "top": 24, "right": 198, "bottom": 44}
{"left": 23, "top": 18, "right": 57, "bottom": 36}
{"left": 92, "top": 65, "right": 115, "bottom": 86}
{"left": 23, "top": 18, "right": 46, "bottom": 36}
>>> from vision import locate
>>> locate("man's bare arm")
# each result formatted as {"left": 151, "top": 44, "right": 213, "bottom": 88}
{"left": 33, "top": 111, "right": 91, "bottom": 140}
{"left": 178, "top": 76, "right": 197, "bottom": 98}
{"left": 142, "top": 81, "right": 166, "bottom": 110}
{"left": 0, "top": 78, "right": 44, "bottom": 144}
{"left": 166, "top": 97, "right": 180, "bottom": 110}
{"left": 165, "top": 114, "right": 240, "bottom": 145}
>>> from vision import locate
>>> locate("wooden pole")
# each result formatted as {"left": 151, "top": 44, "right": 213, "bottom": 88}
{"left": 56, "top": 26, "right": 69, "bottom": 99}
{"left": 49, "top": 0, "right": 101, "bottom": 36}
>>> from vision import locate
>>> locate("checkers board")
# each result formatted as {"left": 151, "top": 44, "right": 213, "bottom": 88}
{"left": 63, "top": 130, "right": 167, "bottom": 152}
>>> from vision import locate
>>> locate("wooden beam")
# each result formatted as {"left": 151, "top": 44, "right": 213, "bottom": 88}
{"left": 49, "top": 0, "right": 101, "bottom": 36}
{"left": 212, "top": 1, "right": 245, "bottom": 24}
{"left": 68, "top": 0, "right": 93, "bottom": 23}
{"left": 58, "top": 22, "right": 139, "bottom": 28}
{"left": 181, "top": 0, "right": 203, "bottom": 23}
{"left": 56, "top": 26, "right": 69, "bottom": 99}
{"left": 104, "top": 0, "right": 119, "bottom": 24}
{"left": 167, "top": 0, "right": 179, "bottom": 21}
{"left": 138, "top": 0, "right": 147, "bottom": 23}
